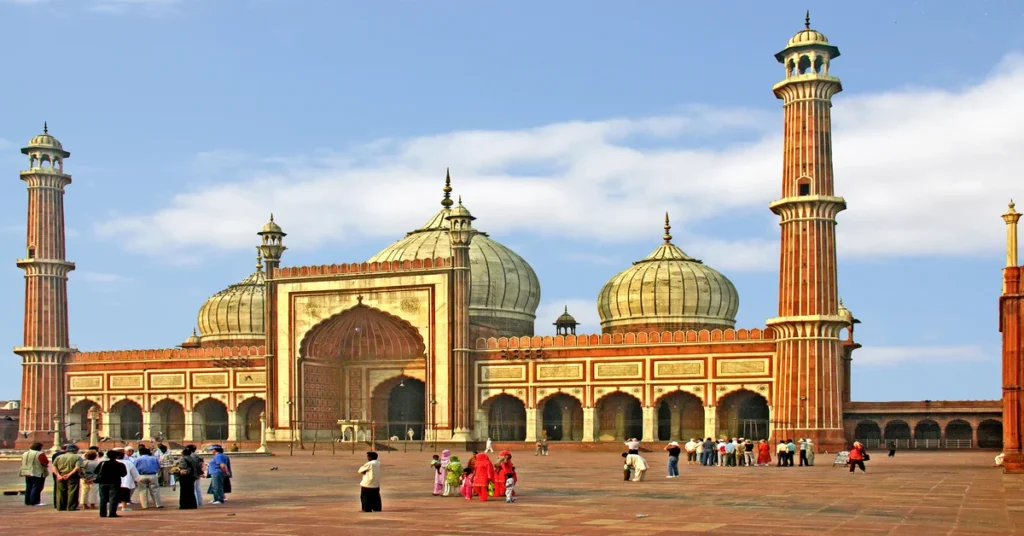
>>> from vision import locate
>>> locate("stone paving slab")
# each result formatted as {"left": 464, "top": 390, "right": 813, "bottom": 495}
{"left": 0, "top": 450, "right": 1021, "bottom": 534}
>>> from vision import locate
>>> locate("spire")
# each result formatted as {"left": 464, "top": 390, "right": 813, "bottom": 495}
{"left": 805, "top": 10, "right": 811, "bottom": 29}
{"left": 192, "top": 327, "right": 197, "bottom": 336}
{"left": 663, "top": 212, "right": 672, "bottom": 244}
{"left": 256, "top": 250, "right": 264, "bottom": 271}
{"left": 1004, "top": 199, "right": 1021, "bottom": 268}
{"left": 269, "top": 213, "right": 275, "bottom": 222}
{"left": 564, "top": 305, "right": 569, "bottom": 314}
{"left": 43, "top": 121, "right": 49, "bottom": 134}
{"left": 441, "top": 168, "right": 454, "bottom": 208}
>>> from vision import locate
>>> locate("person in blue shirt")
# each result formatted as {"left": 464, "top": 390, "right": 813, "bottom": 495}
{"left": 133, "top": 446, "right": 163, "bottom": 508}
{"left": 207, "top": 446, "right": 232, "bottom": 504}
{"left": 724, "top": 439, "right": 737, "bottom": 467}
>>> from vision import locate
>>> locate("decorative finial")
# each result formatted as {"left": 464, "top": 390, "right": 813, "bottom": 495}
{"left": 43, "top": 121, "right": 48, "bottom": 134}
{"left": 256, "top": 250, "right": 264, "bottom": 271}
{"left": 805, "top": 10, "right": 811, "bottom": 29}
{"left": 356, "top": 295, "right": 364, "bottom": 304}
{"left": 269, "top": 213, "right": 275, "bottom": 222}
{"left": 458, "top": 195, "right": 463, "bottom": 206}
{"left": 1010, "top": 200, "right": 1017, "bottom": 212}
{"left": 192, "top": 327, "right": 197, "bottom": 336}
{"left": 839, "top": 297, "right": 844, "bottom": 307}
{"left": 663, "top": 212, "right": 672, "bottom": 243}
{"left": 564, "top": 305, "right": 569, "bottom": 314}
{"left": 441, "top": 168, "right": 454, "bottom": 208}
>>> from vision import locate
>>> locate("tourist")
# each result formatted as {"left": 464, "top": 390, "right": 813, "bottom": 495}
{"left": 460, "top": 463, "right": 474, "bottom": 499}
{"left": 134, "top": 446, "right": 163, "bottom": 508}
{"left": 625, "top": 437, "right": 640, "bottom": 454}
{"left": 995, "top": 453, "right": 1005, "bottom": 466}
{"left": 407, "top": 428, "right": 415, "bottom": 441}
{"left": 805, "top": 439, "right": 816, "bottom": 466}
{"left": 535, "top": 439, "right": 543, "bottom": 456}
{"left": 684, "top": 438, "right": 698, "bottom": 465}
{"left": 700, "top": 438, "right": 713, "bottom": 466}
{"left": 48, "top": 444, "right": 66, "bottom": 507}
{"left": 625, "top": 452, "right": 648, "bottom": 481}
{"left": 116, "top": 447, "right": 140, "bottom": 512}
{"left": 848, "top": 441, "right": 868, "bottom": 473}
{"left": 207, "top": 445, "right": 232, "bottom": 504}
{"left": 358, "top": 451, "right": 382, "bottom": 512}
{"left": 724, "top": 439, "right": 736, "bottom": 467}
{"left": 664, "top": 441, "right": 681, "bottom": 478}
{"left": 743, "top": 439, "right": 755, "bottom": 467}
{"left": 494, "top": 450, "right": 516, "bottom": 497}
{"left": 155, "top": 444, "right": 170, "bottom": 486}
{"left": 756, "top": 439, "right": 772, "bottom": 466}
{"left": 431, "top": 452, "right": 446, "bottom": 496}
{"left": 717, "top": 439, "right": 726, "bottom": 467}
{"left": 53, "top": 444, "right": 84, "bottom": 511}
{"left": 888, "top": 441, "right": 897, "bottom": 458}
{"left": 503, "top": 470, "right": 517, "bottom": 503}
{"left": 443, "top": 454, "right": 462, "bottom": 496}
{"left": 798, "top": 439, "right": 809, "bottom": 466}
{"left": 622, "top": 452, "right": 632, "bottom": 481}
{"left": 786, "top": 439, "right": 797, "bottom": 467}
{"left": 186, "top": 444, "right": 205, "bottom": 506}
{"left": 96, "top": 450, "right": 127, "bottom": 518}
{"left": 770, "top": 442, "right": 786, "bottom": 467}
{"left": 485, "top": 437, "right": 494, "bottom": 453}
{"left": 20, "top": 442, "right": 49, "bottom": 507}
{"left": 471, "top": 452, "right": 495, "bottom": 501}
{"left": 80, "top": 450, "right": 100, "bottom": 510}
{"left": 174, "top": 447, "right": 201, "bottom": 509}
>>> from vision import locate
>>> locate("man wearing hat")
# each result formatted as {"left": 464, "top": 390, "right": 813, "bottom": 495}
{"left": 52, "top": 444, "right": 84, "bottom": 511}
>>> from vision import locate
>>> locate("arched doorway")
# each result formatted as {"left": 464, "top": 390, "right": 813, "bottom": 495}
{"left": 978, "top": 420, "right": 1003, "bottom": 449}
{"left": 854, "top": 420, "right": 881, "bottom": 442}
{"left": 487, "top": 395, "right": 526, "bottom": 441}
{"left": 69, "top": 400, "right": 101, "bottom": 443}
{"left": 193, "top": 399, "right": 229, "bottom": 441}
{"left": 110, "top": 400, "right": 143, "bottom": 441}
{"left": 716, "top": 390, "right": 770, "bottom": 440}
{"left": 656, "top": 392, "right": 704, "bottom": 441}
{"left": 300, "top": 301, "right": 428, "bottom": 430}
{"left": 883, "top": 420, "right": 911, "bottom": 442}
{"left": 541, "top": 394, "right": 583, "bottom": 441}
{"left": 237, "top": 398, "right": 266, "bottom": 441}
{"left": 945, "top": 419, "right": 973, "bottom": 446}
{"left": 371, "top": 377, "right": 425, "bottom": 440}
{"left": 914, "top": 419, "right": 941, "bottom": 441}
{"left": 595, "top": 392, "right": 642, "bottom": 441}
{"left": 151, "top": 399, "right": 185, "bottom": 441}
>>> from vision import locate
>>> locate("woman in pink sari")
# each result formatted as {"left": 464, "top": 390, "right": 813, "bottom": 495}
{"left": 433, "top": 450, "right": 450, "bottom": 495}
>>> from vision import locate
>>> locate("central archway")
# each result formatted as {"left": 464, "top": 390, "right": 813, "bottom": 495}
{"left": 486, "top": 394, "right": 526, "bottom": 441}
{"left": 657, "top": 392, "right": 704, "bottom": 441}
{"left": 716, "top": 389, "right": 769, "bottom": 440}
{"left": 372, "top": 377, "right": 426, "bottom": 440}
{"left": 110, "top": 400, "right": 143, "bottom": 441}
{"left": 151, "top": 399, "right": 185, "bottom": 441}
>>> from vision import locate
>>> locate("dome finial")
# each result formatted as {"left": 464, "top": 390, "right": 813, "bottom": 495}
{"left": 663, "top": 212, "right": 672, "bottom": 244}
{"left": 805, "top": 10, "right": 811, "bottom": 29}
{"left": 441, "top": 168, "right": 454, "bottom": 208}
{"left": 192, "top": 327, "right": 197, "bottom": 336}
{"left": 269, "top": 213, "right": 275, "bottom": 222}
{"left": 256, "top": 250, "right": 264, "bottom": 271}
{"left": 43, "top": 121, "right": 48, "bottom": 134}
{"left": 564, "top": 305, "right": 569, "bottom": 313}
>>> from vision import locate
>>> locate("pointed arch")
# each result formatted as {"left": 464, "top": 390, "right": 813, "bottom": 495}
{"left": 299, "top": 303, "right": 426, "bottom": 363}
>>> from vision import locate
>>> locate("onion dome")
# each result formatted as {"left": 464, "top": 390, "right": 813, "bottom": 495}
{"left": 597, "top": 213, "right": 739, "bottom": 334}
{"left": 22, "top": 122, "right": 70, "bottom": 158}
{"left": 179, "top": 328, "right": 202, "bottom": 349}
{"left": 260, "top": 214, "right": 284, "bottom": 235}
{"left": 777, "top": 11, "right": 839, "bottom": 61}
{"left": 368, "top": 170, "right": 541, "bottom": 336}
{"left": 554, "top": 306, "right": 577, "bottom": 327}
{"left": 838, "top": 298, "right": 858, "bottom": 325}
{"left": 196, "top": 253, "right": 266, "bottom": 345}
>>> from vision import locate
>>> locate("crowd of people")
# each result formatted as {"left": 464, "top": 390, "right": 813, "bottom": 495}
{"left": 18, "top": 441, "right": 233, "bottom": 516}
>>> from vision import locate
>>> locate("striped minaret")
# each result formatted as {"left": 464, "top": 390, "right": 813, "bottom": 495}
{"left": 446, "top": 186, "right": 476, "bottom": 443}
{"left": 766, "top": 14, "right": 849, "bottom": 452}
{"left": 14, "top": 124, "right": 75, "bottom": 448}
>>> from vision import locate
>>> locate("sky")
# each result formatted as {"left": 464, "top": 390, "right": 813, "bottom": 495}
{"left": 0, "top": 0, "right": 1022, "bottom": 402}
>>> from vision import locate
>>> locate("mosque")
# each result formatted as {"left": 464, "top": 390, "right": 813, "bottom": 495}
{"left": 11, "top": 17, "right": 1009, "bottom": 457}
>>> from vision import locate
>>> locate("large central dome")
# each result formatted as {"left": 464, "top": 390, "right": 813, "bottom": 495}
{"left": 597, "top": 214, "right": 739, "bottom": 334}
{"left": 368, "top": 172, "right": 541, "bottom": 337}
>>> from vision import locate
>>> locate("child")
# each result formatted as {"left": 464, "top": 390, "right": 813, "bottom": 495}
{"left": 444, "top": 455, "right": 462, "bottom": 497}
{"left": 430, "top": 454, "right": 442, "bottom": 496}
{"left": 622, "top": 452, "right": 631, "bottom": 481}
{"left": 460, "top": 466, "right": 474, "bottom": 500}
{"left": 504, "top": 472, "right": 516, "bottom": 503}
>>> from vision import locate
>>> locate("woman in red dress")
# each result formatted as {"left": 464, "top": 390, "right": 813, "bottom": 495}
{"left": 755, "top": 439, "right": 772, "bottom": 466}
{"left": 493, "top": 451, "right": 516, "bottom": 498}
{"left": 848, "top": 441, "right": 868, "bottom": 473}
{"left": 472, "top": 453, "right": 495, "bottom": 501}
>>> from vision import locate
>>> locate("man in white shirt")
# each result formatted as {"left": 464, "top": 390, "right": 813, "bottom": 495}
{"left": 624, "top": 438, "right": 640, "bottom": 454}
{"left": 115, "top": 448, "right": 140, "bottom": 512}
{"left": 358, "top": 451, "right": 382, "bottom": 512}
{"left": 684, "top": 438, "right": 698, "bottom": 465}
{"left": 625, "top": 453, "right": 648, "bottom": 482}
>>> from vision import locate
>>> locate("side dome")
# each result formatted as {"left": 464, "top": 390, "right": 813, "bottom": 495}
{"left": 197, "top": 257, "right": 266, "bottom": 346}
{"left": 597, "top": 214, "right": 739, "bottom": 334}
{"left": 367, "top": 174, "right": 540, "bottom": 337}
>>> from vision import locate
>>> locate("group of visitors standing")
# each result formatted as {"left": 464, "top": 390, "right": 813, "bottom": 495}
{"left": 432, "top": 449, "right": 517, "bottom": 503}
{"left": 19, "top": 442, "right": 233, "bottom": 515}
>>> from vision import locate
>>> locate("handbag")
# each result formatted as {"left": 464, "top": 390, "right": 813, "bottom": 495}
{"left": 863, "top": 453, "right": 871, "bottom": 461}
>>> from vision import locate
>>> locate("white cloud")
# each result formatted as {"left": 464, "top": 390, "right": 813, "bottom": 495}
{"left": 535, "top": 299, "right": 602, "bottom": 335}
{"left": 75, "top": 271, "right": 131, "bottom": 284}
{"left": 93, "top": 55, "right": 1024, "bottom": 271}
{"left": 853, "top": 345, "right": 990, "bottom": 367}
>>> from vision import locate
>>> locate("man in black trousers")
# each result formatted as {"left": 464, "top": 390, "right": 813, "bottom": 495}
{"left": 358, "top": 451, "right": 382, "bottom": 512}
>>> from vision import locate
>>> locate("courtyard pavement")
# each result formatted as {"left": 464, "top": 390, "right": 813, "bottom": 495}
{"left": 1, "top": 448, "right": 1022, "bottom": 535}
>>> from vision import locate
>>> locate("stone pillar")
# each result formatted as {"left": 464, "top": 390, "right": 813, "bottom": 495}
{"left": 100, "top": 411, "right": 113, "bottom": 440}
{"left": 704, "top": 406, "right": 717, "bottom": 439}
{"left": 561, "top": 407, "right": 573, "bottom": 441}
{"left": 446, "top": 193, "right": 475, "bottom": 442}
{"left": 582, "top": 407, "right": 595, "bottom": 442}
{"left": 642, "top": 407, "right": 655, "bottom": 442}
{"left": 183, "top": 411, "right": 195, "bottom": 442}
{"left": 1001, "top": 263, "right": 1024, "bottom": 472}
{"left": 669, "top": 404, "right": 681, "bottom": 441}
{"left": 51, "top": 414, "right": 62, "bottom": 452}
{"left": 88, "top": 409, "right": 99, "bottom": 447}
{"left": 525, "top": 407, "right": 538, "bottom": 442}
{"left": 256, "top": 412, "right": 271, "bottom": 453}
{"left": 227, "top": 410, "right": 239, "bottom": 442}
{"left": 142, "top": 411, "right": 155, "bottom": 442}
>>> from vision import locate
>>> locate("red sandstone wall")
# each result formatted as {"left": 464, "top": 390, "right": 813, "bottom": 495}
{"left": 474, "top": 327, "right": 774, "bottom": 350}
{"left": 273, "top": 257, "right": 451, "bottom": 279}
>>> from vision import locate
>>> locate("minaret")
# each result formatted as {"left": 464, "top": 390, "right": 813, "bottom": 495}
{"left": 1000, "top": 200, "right": 1024, "bottom": 473}
{"left": 257, "top": 215, "right": 286, "bottom": 432}
{"left": 14, "top": 124, "right": 75, "bottom": 447}
{"left": 446, "top": 192, "right": 475, "bottom": 442}
{"left": 766, "top": 14, "right": 849, "bottom": 452}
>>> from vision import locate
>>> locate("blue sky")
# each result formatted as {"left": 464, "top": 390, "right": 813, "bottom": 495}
{"left": 1, "top": 0, "right": 1022, "bottom": 402}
